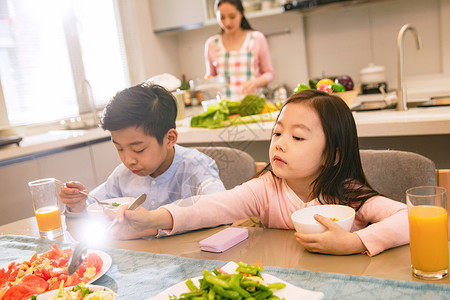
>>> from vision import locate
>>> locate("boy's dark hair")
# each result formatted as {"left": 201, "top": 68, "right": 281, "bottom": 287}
{"left": 100, "top": 83, "right": 177, "bottom": 144}
{"left": 277, "top": 89, "right": 379, "bottom": 210}
{"left": 215, "top": 0, "right": 253, "bottom": 31}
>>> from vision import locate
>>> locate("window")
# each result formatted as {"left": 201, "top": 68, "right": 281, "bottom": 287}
{"left": 0, "top": 0, "right": 129, "bottom": 126}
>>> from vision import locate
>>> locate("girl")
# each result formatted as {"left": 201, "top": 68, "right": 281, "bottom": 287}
{"left": 205, "top": 0, "right": 274, "bottom": 100}
{"left": 108, "top": 89, "right": 409, "bottom": 256}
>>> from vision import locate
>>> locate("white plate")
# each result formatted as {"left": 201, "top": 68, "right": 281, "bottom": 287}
{"left": 148, "top": 262, "right": 324, "bottom": 300}
{"left": 0, "top": 249, "right": 112, "bottom": 286}
{"left": 36, "top": 284, "right": 115, "bottom": 300}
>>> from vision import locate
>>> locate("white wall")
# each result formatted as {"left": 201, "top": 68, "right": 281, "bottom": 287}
{"left": 304, "top": 0, "right": 445, "bottom": 90}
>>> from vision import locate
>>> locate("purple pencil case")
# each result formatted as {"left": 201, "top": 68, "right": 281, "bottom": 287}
{"left": 199, "top": 227, "right": 249, "bottom": 253}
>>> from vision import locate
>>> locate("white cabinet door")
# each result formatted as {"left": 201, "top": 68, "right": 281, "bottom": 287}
{"left": 37, "top": 147, "right": 96, "bottom": 190}
{"left": 0, "top": 159, "right": 40, "bottom": 225}
{"left": 150, "top": 0, "right": 205, "bottom": 32}
{"left": 90, "top": 141, "right": 121, "bottom": 186}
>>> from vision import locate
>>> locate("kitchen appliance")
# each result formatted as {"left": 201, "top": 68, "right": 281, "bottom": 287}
{"left": 359, "top": 63, "right": 388, "bottom": 95}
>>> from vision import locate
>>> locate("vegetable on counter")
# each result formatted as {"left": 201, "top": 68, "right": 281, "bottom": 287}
{"left": 190, "top": 94, "right": 279, "bottom": 129}
{"left": 294, "top": 75, "right": 354, "bottom": 95}
{"left": 238, "top": 94, "right": 266, "bottom": 117}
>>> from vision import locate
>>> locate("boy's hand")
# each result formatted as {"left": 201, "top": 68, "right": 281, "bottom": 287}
{"left": 59, "top": 181, "right": 88, "bottom": 213}
{"left": 294, "top": 214, "right": 367, "bottom": 255}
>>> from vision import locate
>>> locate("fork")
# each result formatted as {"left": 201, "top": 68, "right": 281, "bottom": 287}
{"left": 55, "top": 179, "right": 111, "bottom": 207}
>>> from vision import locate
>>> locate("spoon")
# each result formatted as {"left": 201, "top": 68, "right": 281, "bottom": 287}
{"left": 106, "top": 193, "right": 147, "bottom": 232}
{"left": 55, "top": 179, "right": 111, "bottom": 207}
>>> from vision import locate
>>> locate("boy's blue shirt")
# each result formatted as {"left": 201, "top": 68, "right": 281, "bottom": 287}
{"left": 89, "top": 144, "right": 225, "bottom": 210}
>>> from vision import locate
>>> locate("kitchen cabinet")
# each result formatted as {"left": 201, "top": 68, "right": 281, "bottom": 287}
{"left": 203, "top": 0, "right": 283, "bottom": 25}
{"left": 0, "top": 160, "right": 40, "bottom": 225}
{"left": 149, "top": 0, "right": 205, "bottom": 33}
{"left": 0, "top": 138, "right": 119, "bottom": 225}
{"left": 90, "top": 140, "right": 121, "bottom": 186}
{"left": 150, "top": 0, "right": 284, "bottom": 33}
{"left": 37, "top": 147, "right": 96, "bottom": 190}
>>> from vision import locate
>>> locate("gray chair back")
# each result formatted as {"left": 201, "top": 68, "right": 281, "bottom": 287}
{"left": 196, "top": 147, "right": 255, "bottom": 190}
{"left": 360, "top": 150, "right": 436, "bottom": 203}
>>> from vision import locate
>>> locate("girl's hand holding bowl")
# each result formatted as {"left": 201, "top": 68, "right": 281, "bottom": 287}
{"left": 291, "top": 205, "right": 366, "bottom": 255}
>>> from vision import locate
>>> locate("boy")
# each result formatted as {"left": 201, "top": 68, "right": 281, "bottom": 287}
{"left": 60, "top": 83, "right": 225, "bottom": 215}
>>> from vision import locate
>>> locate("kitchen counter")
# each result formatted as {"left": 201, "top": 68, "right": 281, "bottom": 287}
{"left": 1, "top": 105, "right": 449, "bottom": 163}
{"left": 177, "top": 105, "right": 450, "bottom": 142}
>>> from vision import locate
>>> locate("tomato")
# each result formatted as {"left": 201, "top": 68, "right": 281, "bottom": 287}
{"left": 33, "top": 267, "right": 51, "bottom": 281}
{"left": 21, "top": 274, "right": 49, "bottom": 295}
{"left": 65, "top": 272, "right": 82, "bottom": 287}
{"left": 49, "top": 267, "right": 65, "bottom": 278}
{"left": 0, "top": 244, "right": 102, "bottom": 298}
{"left": 317, "top": 83, "right": 332, "bottom": 94}
{"left": 76, "top": 253, "right": 103, "bottom": 277}
{"left": 1, "top": 284, "right": 30, "bottom": 300}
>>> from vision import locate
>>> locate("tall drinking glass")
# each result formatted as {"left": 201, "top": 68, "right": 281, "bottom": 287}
{"left": 28, "top": 178, "right": 63, "bottom": 239}
{"left": 407, "top": 186, "right": 449, "bottom": 280}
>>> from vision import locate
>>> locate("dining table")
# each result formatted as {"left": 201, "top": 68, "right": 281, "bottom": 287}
{"left": 1, "top": 216, "right": 449, "bottom": 299}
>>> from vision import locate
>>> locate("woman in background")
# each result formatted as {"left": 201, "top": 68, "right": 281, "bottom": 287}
{"left": 205, "top": 0, "right": 274, "bottom": 100}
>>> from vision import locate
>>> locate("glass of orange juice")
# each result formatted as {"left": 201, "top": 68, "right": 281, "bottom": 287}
{"left": 407, "top": 186, "right": 448, "bottom": 280}
{"left": 28, "top": 178, "right": 63, "bottom": 239}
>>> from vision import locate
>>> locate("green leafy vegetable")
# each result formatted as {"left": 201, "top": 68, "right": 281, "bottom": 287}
{"left": 238, "top": 94, "right": 266, "bottom": 117}
{"left": 112, "top": 202, "right": 120, "bottom": 207}
{"left": 190, "top": 101, "right": 230, "bottom": 128}
{"left": 309, "top": 79, "right": 318, "bottom": 89}
{"left": 294, "top": 83, "right": 310, "bottom": 93}
{"left": 71, "top": 283, "right": 93, "bottom": 297}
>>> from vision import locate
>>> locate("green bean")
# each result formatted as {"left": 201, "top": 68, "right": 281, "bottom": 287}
{"left": 178, "top": 290, "right": 204, "bottom": 299}
{"left": 185, "top": 279, "right": 198, "bottom": 292}
{"left": 203, "top": 271, "right": 231, "bottom": 290}
{"left": 267, "top": 283, "right": 286, "bottom": 290}
{"left": 229, "top": 274, "right": 251, "bottom": 298}
{"left": 207, "top": 288, "right": 215, "bottom": 300}
{"left": 213, "top": 285, "right": 240, "bottom": 299}
{"left": 253, "top": 290, "right": 273, "bottom": 300}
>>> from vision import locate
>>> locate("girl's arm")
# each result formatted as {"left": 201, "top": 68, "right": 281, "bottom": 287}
{"left": 353, "top": 196, "right": 409, "bottom": 256}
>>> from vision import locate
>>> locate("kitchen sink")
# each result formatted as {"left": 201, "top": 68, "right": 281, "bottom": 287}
{"left": 417, "top": 96, "right": 450, "bottom": 107}
{"left": 352, "top": 101, "right": 396, "bottom": 111}
{"left": 352, "top": 97, "right": 450, "bottom": 112}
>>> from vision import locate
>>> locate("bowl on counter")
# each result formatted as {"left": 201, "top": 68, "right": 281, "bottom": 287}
{"left": 334, "top": 90, "right": 359, "bottom": 108}
{"left": 291, "top": 205, "right": 355, "bottom": 234}
{"left": 87, "top": 197, "right": 133, "bottom": 221}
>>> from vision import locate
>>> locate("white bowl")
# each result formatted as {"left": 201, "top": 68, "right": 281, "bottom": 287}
{"left": 87, "top": 197, "right": 133, "bottom": 221}
{"left": 291, "top": 205, "right": 355, "bottom": 234}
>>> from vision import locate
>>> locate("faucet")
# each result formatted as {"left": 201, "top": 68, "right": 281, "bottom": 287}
{"left": 397, "top": 24, "right": 422, "bottom": 111}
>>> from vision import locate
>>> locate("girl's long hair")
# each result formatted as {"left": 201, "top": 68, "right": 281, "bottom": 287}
{"left": 215, "top": 0, "right": 253, "bottom": 31}
{"left": 268, "top": 89, "right": 379, "bottom": 210}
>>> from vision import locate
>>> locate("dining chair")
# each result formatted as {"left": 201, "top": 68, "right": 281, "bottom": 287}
{"left": 360, "top": 149, "right": 437, "bottom": 203}
{"left": 195, "top": 146, "right": 256, "bottom": 190}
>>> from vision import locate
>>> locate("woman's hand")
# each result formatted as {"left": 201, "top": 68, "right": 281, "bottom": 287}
{"left": 241, "top": 77, "right": 267, "bottom": 95}
{"left": 294, "top": 214, "right": 367, "bottom": 255}
{"left": 104, "top": 205, "right": 173, "bottom": 240}
{"left": 59, "top": 181, "right": 88, "bottom": 213}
